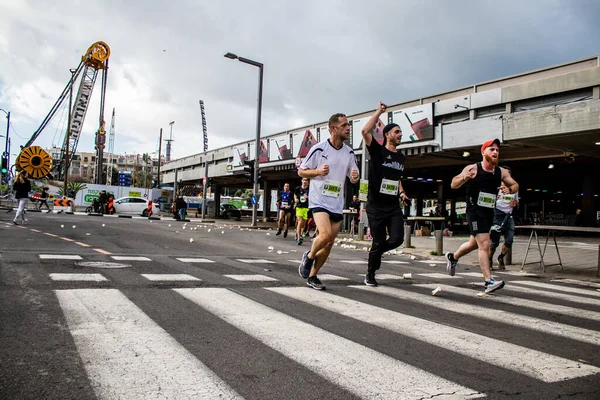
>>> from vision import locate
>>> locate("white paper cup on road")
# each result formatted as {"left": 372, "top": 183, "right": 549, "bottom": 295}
{"left": 432, "top": 287, "right": 441, "bottom": 296}
{"left": 403, "top": 273, "right": 412, "bottom": 279}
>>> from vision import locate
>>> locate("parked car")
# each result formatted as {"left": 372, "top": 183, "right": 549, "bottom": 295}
{"left": 113, "top": 196, "right": 160, "bottom": 216}
{"left": 220, "top": 203, "right": 242, "bottom": 220}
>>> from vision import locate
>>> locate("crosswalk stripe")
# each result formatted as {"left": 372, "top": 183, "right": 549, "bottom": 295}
{"left": 55, "top": 289, "right": 242, "bottom": 399}
{"left": 49, "top": 273, "right": 108, "bottom": 282}
{"left": 340, "top": 260, "right": 368, "bottom": 264}
{"left": 468, "top": 282, "right": 600, "bottom": 307}
{"left": 416, "top": 260, "right": 444, "bottom": 264}
{"left": 317, "top": 274, "right": 349, "bottom": 281}
{"left": 223, "top": 274, "right": 278, "bottom": 282}
{"left": 350, "top": 285, "right": 600, "bottom": 347}
{"left": 415, "top": 284, "right": 600, "bottom": 322}
{"left": 39, "top": 254, "right": 82, "bottom": 260}
{"left": 111, "top": 256, "right": 151, "bottom": 261}
{"left": 457, "top": 272, "right": 485, "bottom": 278}
{"left": 176, "top": 258, "right": 215, "bottom": 263}
{"left": 417, "top": 273, "right": 459, "bottom": 279}
{"left": 381, "top": 260, "right": 409, "bottom": 264}
{"left": 357, "top": 273, "right": 405, "bottom": 280}
{"left": 236, "top": 259, "right": 276, "bottom": 264}
{"left": 175, "top": 288, "right": 483, "bottom": 399}
{"left": 141, "top": 274, "right": 201, "bottom": 281}
{"left": 497, "top": 271, "right": 538, "bottom": 277}
{"left": 510, "top": 281, "right": 600, "bottom": 298}
{"left": 270, "top": 287, "right": 599, "bottom": 382}
{"left": 551, "top": 279, "right": 600, "bottom": 289}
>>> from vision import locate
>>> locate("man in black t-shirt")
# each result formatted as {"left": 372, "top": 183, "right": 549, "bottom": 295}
{"left": 294, "top": 178, "right": 310, "bottom": 245}
{"left": 361, "top": 102, "right": 411, "bottom": 287}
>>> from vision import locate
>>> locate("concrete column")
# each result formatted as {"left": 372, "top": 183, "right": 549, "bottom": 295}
{"left": 593, "top": 86, "right": 599, "bottom": 100}
{"left": 263, "top": 180, "right": 271, "bottom": 222}
{"left": 213, "top": 185, "right": 221, "bottom": 219}
{"left": 582, "top": 176, "right": 595, "bottom": 226}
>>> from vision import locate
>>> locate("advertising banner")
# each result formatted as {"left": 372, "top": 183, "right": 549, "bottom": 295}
{"left": 351, "top": 116, "right": 386, "bottom": 149}
{"left": 292, "top": 129, "right": 318, "bottom": 157}
{"left": 249, "top": 140, "right": 269, "bottom": 163}
{"left": 392, "top": 104, "right": 434, "bottom": 143}
{"left": 269, "top": 135, "right": 292, "bottom": 161}
{"left": 231, "top": 144, "right": 248, "bottom": 166}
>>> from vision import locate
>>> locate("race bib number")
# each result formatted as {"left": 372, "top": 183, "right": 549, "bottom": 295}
{"left": 379, "top": 178, "right": 399, "bottom": 196}
{"left": 322, "top": 181, "right": 342, "bottom": 198}
{"left": 300, "top": 196, "right": 306, "bottom": 203}
{"left": 281, "top": 201, "right": 289, "bottom": 207}
{"left": 501, "top": 194, "right": 515, "bottom": 202}
{"left": 477, "top": 192, "right": 496, "bottom": 208}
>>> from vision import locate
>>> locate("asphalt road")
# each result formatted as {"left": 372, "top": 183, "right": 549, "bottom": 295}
{"left": 1, "top": 212, "right": 599, "bottom": 399}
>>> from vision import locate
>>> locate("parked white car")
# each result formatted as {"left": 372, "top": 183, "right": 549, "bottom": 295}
{"left": 113, "top": 196, "right": 160, "bottom": 216}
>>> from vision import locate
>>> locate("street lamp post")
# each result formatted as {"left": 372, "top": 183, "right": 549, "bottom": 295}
{"left": 224, "top": 52, "right": 263, "bottom": 227}
{"left": 0, "top": 109, "right": 10, "bottom": 185}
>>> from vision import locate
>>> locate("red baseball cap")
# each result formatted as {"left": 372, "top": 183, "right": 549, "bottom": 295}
{"left": 481, "top": 138, "right": 501, "bottom": 152}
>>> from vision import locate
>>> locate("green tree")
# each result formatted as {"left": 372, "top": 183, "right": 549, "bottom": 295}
{"left": 234, "top": 189, "right": 243, "bottom": 197}
{"left": 57, "top": 182, "right": 88, "bottom": 198}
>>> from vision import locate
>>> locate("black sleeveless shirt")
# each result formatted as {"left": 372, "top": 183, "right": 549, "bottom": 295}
{"left": 465, "top": 163, "right": 502, "bottom": 212}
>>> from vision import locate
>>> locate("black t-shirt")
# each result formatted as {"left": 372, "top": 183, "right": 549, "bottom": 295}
{"left": 465, "top": 162, "right": 502, "bottom": 212}
{"left": 294, "top": 186, "right": 309, "bottom": 208}
{"left": 366, "top": 139, "right": 405, "bottom": 210}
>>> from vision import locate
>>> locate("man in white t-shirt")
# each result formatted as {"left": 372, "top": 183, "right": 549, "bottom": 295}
{"left": 489, "top": 167, "right": 519, "bottom": 270}
{"left": 297, "top": 112, "right": 359, "bottom": 290}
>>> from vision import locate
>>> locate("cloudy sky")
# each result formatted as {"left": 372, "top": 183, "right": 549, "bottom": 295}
{"left": 0, "top": 0, "right": 598, "bottom": 160}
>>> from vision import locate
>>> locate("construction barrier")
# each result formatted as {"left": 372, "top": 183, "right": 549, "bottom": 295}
{"left": 53, "top": 199, "right": 73, "bottom": 213}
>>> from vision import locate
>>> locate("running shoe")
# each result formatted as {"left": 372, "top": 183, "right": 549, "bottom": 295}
{"left": 497, "top": 255, "right": 506, "bottom": 270}
{"left": 484, "top": 278, "right": 505, "bottom": 294}
{"left": 301, "top": 232, "right": 307, "bottom": 238}
{"left": 12, "top": 220, "right": 18, "bottom": 225}
{"left": 364, "top": 273, "right": 378, "bottom": 287}
{"left": 445, "top": 252, "right": 457, "bottom": 276}
{"left": 283, "top": 230, "right": 288, "bottom": 238}
{"left": 276, "top": 229, "right": 282, "bottom": 236}
{"left": 298, "top": 250, "right": 314, "bottom": 279}
{"left": 297, "top": 238, "right": 303, "bottom": 246}
{"left": 307, "top": 276, "right": 326, "bottom": 290}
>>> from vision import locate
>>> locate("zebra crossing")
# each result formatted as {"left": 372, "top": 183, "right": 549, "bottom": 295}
{"left": 25, "top": 252, "right": 600, "bottom": 398}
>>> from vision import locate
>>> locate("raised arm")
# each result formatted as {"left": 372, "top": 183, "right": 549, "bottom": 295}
{"left": 451, "top": 164, "right": 477, "bottom": 189}
{"left": 362, "top": 102, "right": 387, "bottom": 147}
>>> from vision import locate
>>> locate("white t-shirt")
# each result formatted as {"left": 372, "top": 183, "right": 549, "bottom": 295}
{"left": 496, "top": 190, "right": 518, "bottom": 214}
{"left": 299, "top": 139, "right": 358, "bottom": 214}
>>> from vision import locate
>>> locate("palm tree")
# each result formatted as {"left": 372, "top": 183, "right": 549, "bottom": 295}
{"left": 57, "top": 182, "right": 88, "bottom": 198}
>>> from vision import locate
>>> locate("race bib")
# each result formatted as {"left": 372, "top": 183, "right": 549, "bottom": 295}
{"left": 477, "top": 192, "right": 496, "bottom": 208}
{"left": 379, "top": 178, "right": 399, "bottom": 196}
{"left": 501, "top": 193, "right": 515, "bottom": 202}
{"left": 300, "top": 195, "right": 306, "bottom": 203}
{"left": 322, "top": 180, "right": 342, "bottom": 198}
{"left": 281, "top": 201, "right": 289, "bottom": 207}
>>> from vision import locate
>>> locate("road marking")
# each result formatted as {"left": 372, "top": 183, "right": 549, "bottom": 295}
{"left": 39, "top": 254, "right": 83, "bottom": 260}
{"left": 50, "top": 273, "right": 108, "bottom": 282}
{"left": 356, "top": 273, "right": 404, "bottom": 280}
{"left": 415, "top": 284, "right": 600, "bottom": 322}
{"left": 43, "top": 232, "right": 58, "bottom": 237}
{"left": 93, "top": 248, "right": 112, "bottom": 255}
{"left": 351, "top": 285, "right": 600, "bottom": 347}
{"left": 339, "top": 260, "right": 367, "bottom": 264}
{"left": 235, "top": 259, "right": 276, "bottom": 264}
{"left": 382, "top": 260, "right": 409, "bottom": 264}
{"left": 510, "top": 281, "right": 600, "bottom": 298}
{"left": 417, "top": 273, "right": 459, "bottom": 279}
{"left": 176, "top": 258, "right": 215, "bottom": 263}
{"left": 56, "top": 289, "right": 241, "bottom": 399}
{"left": 175, "top": 288, "right": 482, "bottom": 399}
{"left": 317, "top": 274, "right": 349, "bottom": 281}
{"left": 223, "top": 274, "right": 278, "bottom": 282}
{"left": 29, "top": 228, "right": 41, "bottom": 233}
{"left": 111, "top": 256, "right": 151, "bottom": 261}
{"left": 469, "top": 282, "right": 600, "bottom": 307}
{"left": 272, "top": 287, "right": 599, "bottom": 382}
{"left": 457, "top": 272, "right": 486, "bottom": 278}
{"left": 551, "top": 279, "right": 600, "bottom": 289}
{"left": 74, "top": 241, "right": 90, "bottom": 247}
{"left": 61, "top": 237, "right": 75, "bottom": 242}
{"left": 497, "top": 271, "right": 538, "bottom": 277}
{"left": 416, "top": 260, "right": 443, "bottom": 264}
{"left": 141, "top": 274, "right": 201, "bottom": 281}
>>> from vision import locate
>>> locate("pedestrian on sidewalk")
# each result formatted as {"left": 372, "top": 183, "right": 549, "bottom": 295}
{"left": 444, "top": 139, "right": 519, "bottom": 294}
{"left": 37, "top": 187, "right": 50, "bottom": 210}
{"left": 12, "top": 171, "right": 31, "bottom": 225}
{"left": 489, "top": 166, "right": 519, "bottom": 270}
{"left": 361, "top": 102, "right": 410, "bottom": 287}
{"left": 298, "top": 112, "right": 360, "bottom": 290}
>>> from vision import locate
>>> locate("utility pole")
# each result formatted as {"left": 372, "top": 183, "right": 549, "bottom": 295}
{"left": 156, "top": 128, "right": 162, "bottom": 187}
{"left": 0, "top": 109, "right": 9, "bottom": 185}
{"left": 166, "top": 121, "right": 175, "bottom": 162}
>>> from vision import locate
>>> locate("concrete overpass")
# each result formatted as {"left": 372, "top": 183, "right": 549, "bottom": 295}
{"left": 162, "top": 55, "right": 600, "bottom": 226}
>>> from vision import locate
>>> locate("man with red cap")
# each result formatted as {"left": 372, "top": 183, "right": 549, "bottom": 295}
{"left": 445, "top": 138, "right": 519, "bottom": 294}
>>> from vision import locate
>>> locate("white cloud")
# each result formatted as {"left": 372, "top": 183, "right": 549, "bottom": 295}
{"left": 0, "top": 0, "right": 599, "bottom": 161}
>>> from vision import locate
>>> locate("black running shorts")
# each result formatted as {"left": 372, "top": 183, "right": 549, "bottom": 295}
{"left": 466, "top": 207, "right": 494, "bottom": 236}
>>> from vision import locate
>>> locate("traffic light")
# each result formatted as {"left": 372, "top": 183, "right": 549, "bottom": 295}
{"left": 1, "top": 156, "right": 7, "bottom": 174}
{"left": 243, "top": 159, "right": 255, "bottom": 183}
{"left": 257, "top": 168, "right": 263, "bottom": 184}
